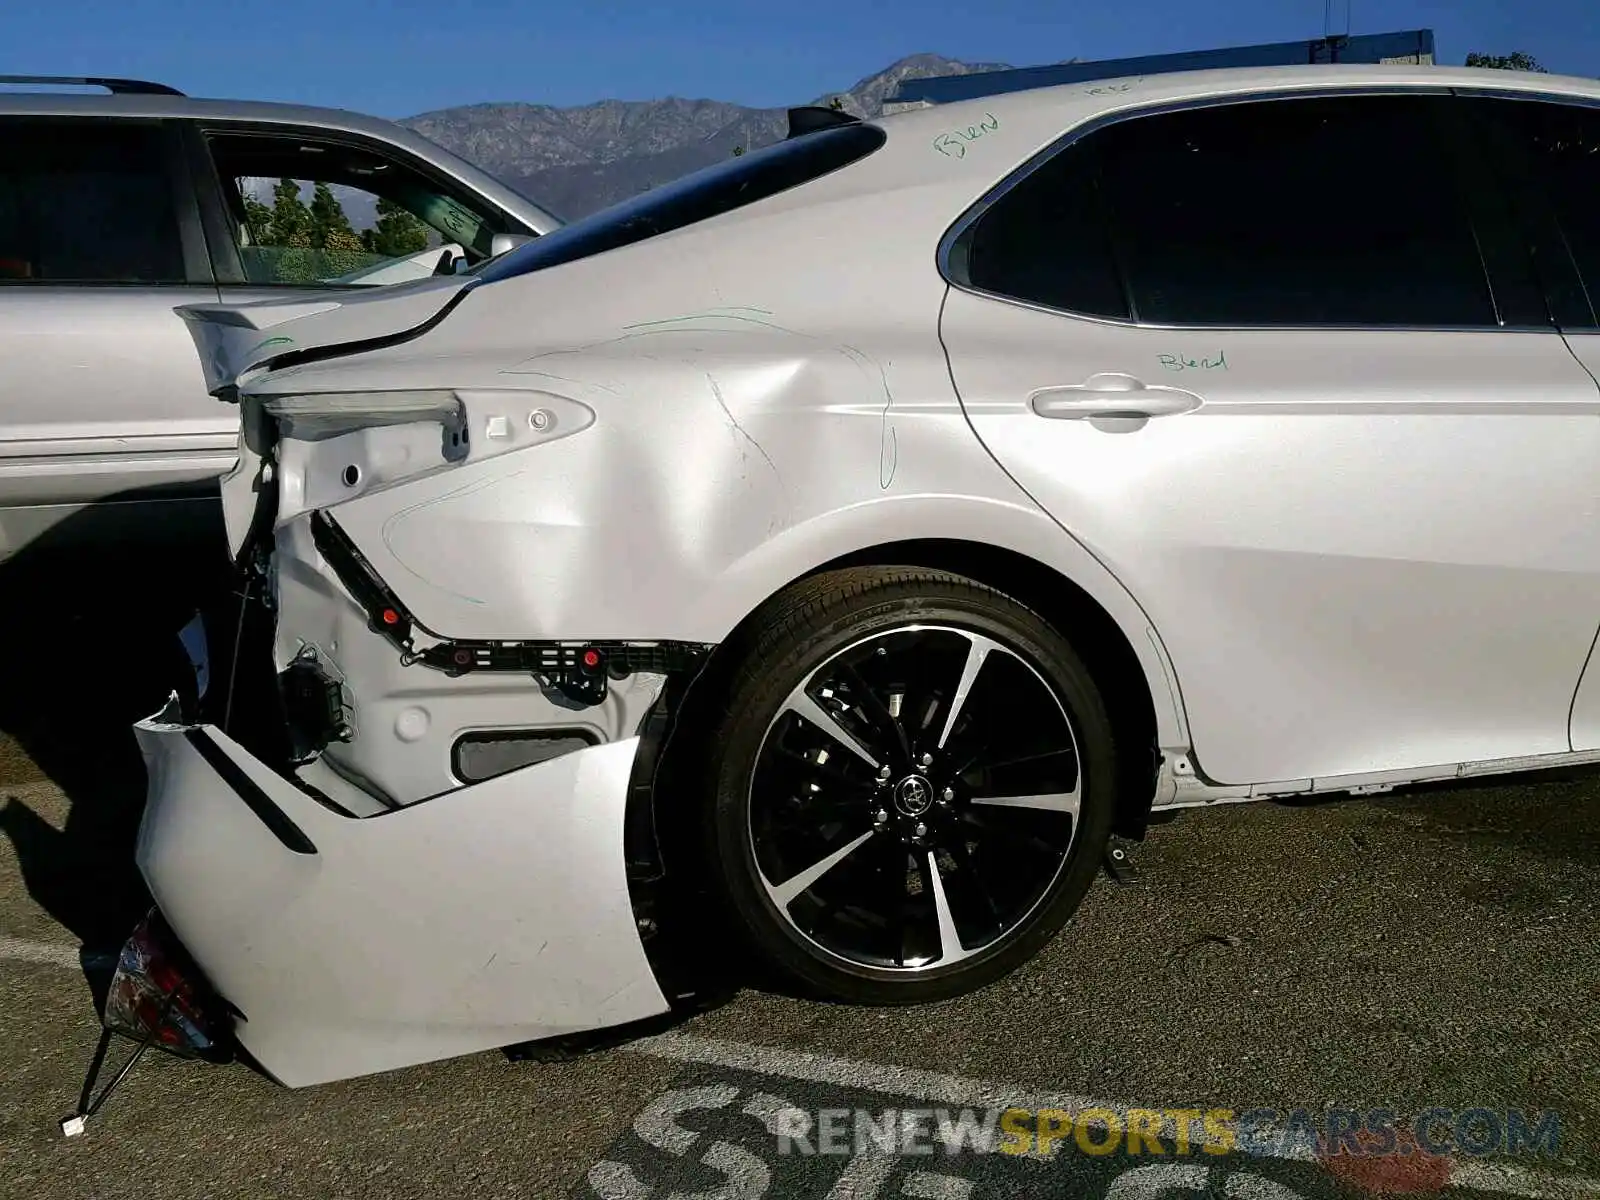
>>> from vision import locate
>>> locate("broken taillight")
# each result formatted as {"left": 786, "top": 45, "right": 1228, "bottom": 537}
{"left": 103, "top": 912, "right": 231, "bottom": 1061}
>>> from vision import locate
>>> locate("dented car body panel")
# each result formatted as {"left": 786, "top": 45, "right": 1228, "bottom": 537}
{"left": 179, "top": 276, "right": 473, "bottom": 399}
{"left": 211, "top": 112, "right": 1190, "bottom": 745}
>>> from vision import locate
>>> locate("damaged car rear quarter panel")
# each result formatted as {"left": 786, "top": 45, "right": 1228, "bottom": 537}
{"left": 313, "top": 319, "right": 1030, "bottom": 643}
{"left": 237, "top": 179, "right": 1188, "bottom": 761}
{"left": 251, "top": 275, "right": 1189, "bottom": 753}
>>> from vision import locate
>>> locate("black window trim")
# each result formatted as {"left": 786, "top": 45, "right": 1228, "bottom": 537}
{"left": 179, "top": 119, "right": 249, "bottom": 285}
{"left": 937, "top": 84, "right": 1564, "bottom": 336}
{"left": 0, "top": 114, "right": 213, "bottom": 288}
{"left": 180, "top": 118, "right": 528, "bottom": 290}
{"left": 1449, "top": 87, "right": 1600, "bottom": 332}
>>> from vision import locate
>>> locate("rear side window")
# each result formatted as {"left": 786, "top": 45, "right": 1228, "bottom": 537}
{"left": 953, "top": 94, "right": 1499, "bottom": 328}
{"left": 0, "top": 120, "right": 186, "bottom": 283}
{"left": 953, "top": 136, "right": 1130, "bottom": 320}
{"left": 475, "top": 123, "right": 887, "bottom": 285}
{"left": 1476, "top": 98, "right": 1600, "bottom": 328}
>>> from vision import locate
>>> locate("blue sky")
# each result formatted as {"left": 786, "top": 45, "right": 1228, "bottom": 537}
{"left": 1, "top": 0, "right": 1593, "bottom": 118}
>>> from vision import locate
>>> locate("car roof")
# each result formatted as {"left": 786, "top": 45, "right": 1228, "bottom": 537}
{"left": 877, "top": 62, "right": 1600, "bottom": 161}
{"left": 577, "top": 62, "right": 1600, "bottom": 279}
{"left": 824, "top": 62, "right": 1600, "bottom": 221}
{"left": 0, "top": 90, "right": 432, "bottom": 137}
{"left": 884, "top": 61, "right": 1600, "bottom": 122}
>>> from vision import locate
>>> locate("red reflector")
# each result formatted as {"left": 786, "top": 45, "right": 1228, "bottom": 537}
{"left": 381, "top": 608, "right": 400, "bottom": 626}
{"left": 582, "top": 649, "right": 601, "bottom": 668}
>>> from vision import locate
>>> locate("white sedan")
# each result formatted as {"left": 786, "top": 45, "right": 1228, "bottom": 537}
{"left": 123, "top": 62, "right": 1600, "bottom": 1088}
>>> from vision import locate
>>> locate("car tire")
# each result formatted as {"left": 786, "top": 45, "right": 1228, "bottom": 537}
{"left": 698, "top": 566, "right": 1118, "bottom": 1005}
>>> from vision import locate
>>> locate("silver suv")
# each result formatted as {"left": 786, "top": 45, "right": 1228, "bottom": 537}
{"left": 0, "top": 76, "right": 561, "bottom": 567}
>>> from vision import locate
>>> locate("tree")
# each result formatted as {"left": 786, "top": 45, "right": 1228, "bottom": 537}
{"left": 309, "top": 181, "right": 355, "bottom": 248}
{"left": 241, "top": 194, "right": 273, "bottom": 241}
{"left": 320, "top": 226, "right": 370, "bottom": 277}
{"left": 267, "top": 177, "right": 313, "bottom": 248}
{"left": 1465, "top": 51, "right": 1548, "bottom": 72}
{"left": 305, "top": 182, "right": 369, "bottom": 275}
{"left": 362, "top": 197, "right": 430, "bottom": 258}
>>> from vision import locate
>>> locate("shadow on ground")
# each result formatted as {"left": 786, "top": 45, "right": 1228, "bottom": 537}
{"left": 0, "top": 493, "right": 229, "bottom": 948}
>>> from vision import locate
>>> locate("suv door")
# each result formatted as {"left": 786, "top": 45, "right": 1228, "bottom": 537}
{"left": 938, "top": 89, "right": 1600, "bottom": 787}
{"left": 1464, "top": 92, "right": 1600, "bottom": 749}
{"left": 0, "top": 116, "right": 227, "bottom": 559}
{"left": 183, "top": 123, "right": 530, "bottom": 303}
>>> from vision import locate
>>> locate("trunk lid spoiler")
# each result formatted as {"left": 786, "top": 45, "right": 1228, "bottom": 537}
{"left": 174, "top": 277, "right": 476, "bottom": 560}
{"left": 176, "top": 275, "right": 474, "bottom": 398}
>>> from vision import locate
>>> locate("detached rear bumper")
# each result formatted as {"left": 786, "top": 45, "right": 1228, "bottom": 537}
{"left": 132, "top": 716, "right": 669, "bottom": 1087}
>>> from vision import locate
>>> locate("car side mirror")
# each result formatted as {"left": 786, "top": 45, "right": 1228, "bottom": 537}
{"left": 489, "top": 232, "right": 536, "bottom": 257}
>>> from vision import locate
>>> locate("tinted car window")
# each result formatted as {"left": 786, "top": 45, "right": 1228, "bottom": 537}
{"left": 1476, "top": 98, "right": 1600, "bottom": 328}
{"left": 0, "top": 120, "right": 185, "bottom": 283}
{"left": 956, "top": 94, "right": 1499, "bottom": 328}
{"left": 1094, "top": 94, "right": 1496, "bottom": 327}
{"left": 952, "top": 136, "right": 1130, "bottom": 320}
{"left": 476, "top": 123, "right": 887, "bottom": 285}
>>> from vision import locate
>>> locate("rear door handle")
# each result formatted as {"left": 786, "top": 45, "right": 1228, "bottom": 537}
{"left": 1029, "top": 374, "right": 1203, "bottom": 423}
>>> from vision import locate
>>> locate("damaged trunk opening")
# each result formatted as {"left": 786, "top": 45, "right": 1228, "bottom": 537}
{"left": 130, "top": 470, "right": 722, "bottom": 1086}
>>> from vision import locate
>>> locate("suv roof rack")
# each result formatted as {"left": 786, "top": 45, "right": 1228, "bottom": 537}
{"left": 0, "top": 74, "right": 185, "bottom": 96}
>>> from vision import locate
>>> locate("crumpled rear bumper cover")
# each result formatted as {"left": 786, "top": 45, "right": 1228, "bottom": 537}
{"left": 132, "top": 717, "right": 670, "bottom": 1088}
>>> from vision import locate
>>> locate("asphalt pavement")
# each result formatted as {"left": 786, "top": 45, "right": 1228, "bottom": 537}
{"left": 1, "top": 726, "right": 1596, "bottom": 1200}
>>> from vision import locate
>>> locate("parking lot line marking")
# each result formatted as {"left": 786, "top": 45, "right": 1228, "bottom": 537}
{"left": 632, "top": 1033, "right": 1600, "bottom": 1199}
{"left": 1, "top": 943, "right": 1595, "bottom": 1198}
{"left": 632, "top": 1031, "right": 1131, "bottom": 1133}
{"left": 0, "top": 935, "right": 114, "bottom": 970}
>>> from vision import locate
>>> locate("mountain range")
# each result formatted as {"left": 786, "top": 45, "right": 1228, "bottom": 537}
{"left": 400, "top": 53, "right": 1015, "bottom": 221}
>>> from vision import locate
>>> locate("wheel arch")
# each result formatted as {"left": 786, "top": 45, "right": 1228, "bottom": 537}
{"left": 816, "top": 539, "right": 1165, "bottom": 840}
{"left": 659, "top": 533, "right": 1180, "bottom": 844}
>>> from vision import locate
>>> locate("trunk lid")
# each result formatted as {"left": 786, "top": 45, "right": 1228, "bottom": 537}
{"left": 176, "top": 276, "right": 476, "bottom": 558}
{"left": 176, "top": 275, "right": 471, "bottom": 397}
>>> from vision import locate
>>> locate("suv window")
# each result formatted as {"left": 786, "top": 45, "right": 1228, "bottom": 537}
{"left": 1475, "top": 98, "right": 1600, "bottom": 328}
{"left": 476, "top": 122, "right": 888, "bottom": 285}
{"left": 204, "top": 132, "right": 511, "bottom": 287}
{"left": 954, "top": 94, "right": 1499, "bottom": 328}
{"left": 0, "top": 119, "right": 186, "bottom": 284}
